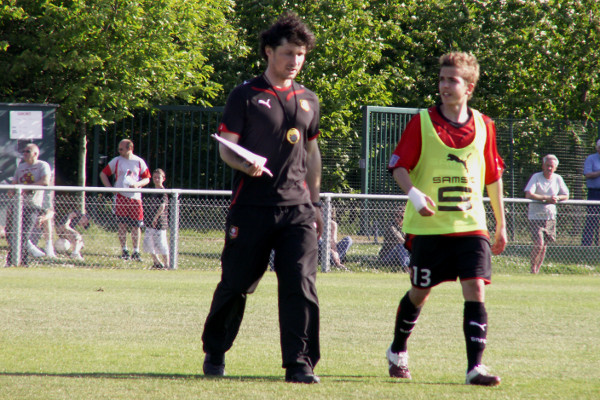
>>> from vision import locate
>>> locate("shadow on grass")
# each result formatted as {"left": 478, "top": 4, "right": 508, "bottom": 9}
{"left": 0, "top": 371, "right": 282, "bottom": 382}
{"left": 0, "top": 371, "right": 467, "bottom": 386}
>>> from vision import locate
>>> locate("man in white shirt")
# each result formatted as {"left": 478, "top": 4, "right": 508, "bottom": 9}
{"left": 5, "top": 144, "right": 51, "bottom": 267}
{"left": 524, "top": 154, "right": 569, "bottom": 274}
{"left": 100, "top": 139, "right": 151, "bottom": 261}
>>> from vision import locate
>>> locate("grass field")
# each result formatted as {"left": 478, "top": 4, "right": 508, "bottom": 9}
{"left": 0, "top": 267, "right": 598, "bottom": 399}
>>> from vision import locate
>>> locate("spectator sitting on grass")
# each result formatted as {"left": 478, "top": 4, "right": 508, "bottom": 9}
{"left": 55, "top": 210, "right": 90, "bottom": 261}
{"left": 378, "top": 208, "right": 410, "bottom": 272}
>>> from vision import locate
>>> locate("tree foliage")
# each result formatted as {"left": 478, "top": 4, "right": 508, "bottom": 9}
{"left": 2, "top": 0, "right": 600, "bottom": 190}
{"left": 0, "top": 0, "right": 240, "bottom": 185}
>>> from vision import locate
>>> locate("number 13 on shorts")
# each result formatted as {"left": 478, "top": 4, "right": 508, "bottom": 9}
{"left": 411, "top": 266, "right": 432, "bottom": 287}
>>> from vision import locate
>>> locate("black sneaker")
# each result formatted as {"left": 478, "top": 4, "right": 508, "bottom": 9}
{"left": 121, "top": 249, "right": 130, "bottom": 260}
{"left": 131, "top": 251, "right": 142, "bottom": 262}
{"left": 203, "top": 353, "right": 225, "bottom": 376}
{"left": 285, "top": 366, "right": 320, "bottom": 384}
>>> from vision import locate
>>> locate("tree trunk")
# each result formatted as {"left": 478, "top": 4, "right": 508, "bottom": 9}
{"left": 77, "top": 122, "right": 87, "bottom": 213}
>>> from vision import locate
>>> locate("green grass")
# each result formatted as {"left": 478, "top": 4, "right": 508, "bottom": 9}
{"left": 0, "top": 268, "right": 598, "bottom": 399}
{"left": 8, "top": 219, "right": 600, "bottom": 273}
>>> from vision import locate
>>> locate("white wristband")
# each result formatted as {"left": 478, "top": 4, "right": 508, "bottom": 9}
{"left": 408, "top": 186, "right": 428, "bottom": 212}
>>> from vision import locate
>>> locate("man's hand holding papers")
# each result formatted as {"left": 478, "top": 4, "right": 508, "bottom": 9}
{"left": 211, "top": 134, "right": 273, "bottom": 177}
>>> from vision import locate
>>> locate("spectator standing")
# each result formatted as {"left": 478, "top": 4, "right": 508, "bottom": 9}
{"left": 143, "top": 169, "right": 170, "bottom": 269}
{"left": 201, "top": 13, "right": 323, "bottom": 384}
{"left": 385, "top": 52, "right": 506, "bottom": 386}
{"left": 28, "top": 175, "right": 56, "bottom": 258}
{"left": 524, "top": 155, "right": 569, "bottom": 274}
{"left": 581, "top": 139, "right": 600, "bottom": 246}
{"left": 5, "top": 144, "right": 51, "bottom": 267}
{"left": 100, "top": 139, "right": 151, "bottom": 261}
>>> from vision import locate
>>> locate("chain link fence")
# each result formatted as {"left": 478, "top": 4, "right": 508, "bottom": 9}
{"left": 0, "top": 186, "right": 598, "bottom": 274}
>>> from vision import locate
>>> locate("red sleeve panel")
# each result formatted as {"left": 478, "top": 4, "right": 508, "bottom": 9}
{"left": 387, "top": 107, "right": 504, "bottom": 184}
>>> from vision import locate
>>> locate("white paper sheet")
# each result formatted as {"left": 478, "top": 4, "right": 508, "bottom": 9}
{"left": 211, "top": 134, "right": 273, "bottom": 177}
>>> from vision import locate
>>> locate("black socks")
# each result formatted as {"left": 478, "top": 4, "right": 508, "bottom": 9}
{"left": 391, "top": 292, "right": 421, "bottom": 353}
{"left": 464, "top": 301, "right": 488, "bottom": 371}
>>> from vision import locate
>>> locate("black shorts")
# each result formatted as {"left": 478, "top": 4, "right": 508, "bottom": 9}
{"left": 408, "top": 235, "right": 492, "bottom": 288}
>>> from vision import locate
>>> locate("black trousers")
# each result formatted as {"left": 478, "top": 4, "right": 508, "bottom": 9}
{"left": 202, "top": 204, "right": 320, "bottom": 371}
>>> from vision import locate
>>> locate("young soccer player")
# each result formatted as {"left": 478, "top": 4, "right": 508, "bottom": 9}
{"left": 385, "top": 52, "right": 507, "bottom": 386}
{"left": 143, "top": 169, "right": 169, "bottom": 269}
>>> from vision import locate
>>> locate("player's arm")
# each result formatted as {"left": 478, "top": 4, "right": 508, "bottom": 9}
{"left": 554, "top": 176, "right": 570, "bottom": 202}
{"left": 390, "top": 225, "right": 405, "bottom": 244}
{"left": 557, "top": 179, "right": 570, "bottom": 201}
{"left": 65, "top": 211, "right": 77, "bottom": 226}
{"left": 329, "top": 221, "right": 341, "bottom": 264}
{"left": 525, "top": 189, "right": 564, "bottom": 204}
{"left": 306, "top": 138, "right": 324, "bottom": 238}
{"left": 584, "top": 170, "right": 600, "bottom": 179}
{"left": 38, "top": 209, "right": 54, "bottom": 224}
{"left": 132, "top": 166, "right": 151, "bottom": 189}
{"left": 131, "top": 177, "right": 150, "bottom": 189}
{"left": 154, "top": 197, "right": 167, "bottom": 227}
{"left": 525, "top": 187, "right": 550, "bottom": 202}
{"left": 583, "top": 157, "right": 600, "bottom": 179}
{"left": 486, "top": 178, "right": 507, "bottom": 255}
{"left": 218, "top": 132, "right": 265, "bottom": 177}
{"left": 99, "top": 171, "right": 112, "bottom": 188}
{"left": 330, "top": 219, "right": 339, "bottom": 243}
{"left": 392, "top": 167, "right": 436, "bottom": 216}
{"left": 33, "top": 172, "right": 50, "bottom": 187}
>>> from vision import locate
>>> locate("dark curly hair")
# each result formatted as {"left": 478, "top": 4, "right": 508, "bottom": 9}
{"left": 259, "top": 12, "right": 315, "bottom": 60}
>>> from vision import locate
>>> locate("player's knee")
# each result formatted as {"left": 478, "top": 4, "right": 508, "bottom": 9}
{"left": 408, "top": 287, "right": 430, "bottom": 307}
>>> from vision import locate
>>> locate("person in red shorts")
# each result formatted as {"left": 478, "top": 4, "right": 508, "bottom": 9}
{"left": 385, "top": 52, "right": 507, "bottom": 386}
{"left": 100, "top": 139, "right": 151, "bottom": 261}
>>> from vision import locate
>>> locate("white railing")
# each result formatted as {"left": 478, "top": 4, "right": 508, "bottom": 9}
{"left": 0, "top": 185, "right": 599, "bottom": 273}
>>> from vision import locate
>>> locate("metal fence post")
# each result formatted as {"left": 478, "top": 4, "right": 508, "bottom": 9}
{"left": 321, "top": 195, "right": 332, "bottom": 273}
{"left": 509, "top": 118, "right": 516, "bottom": 241}
{"left": 169, "top": 191, "right": 180, "bottom": 269}
{"left": 10, "top": 188, "right": 24, "bottom": 266}
{"left": 361, "top": 106, "right": 370, "bottom": 195}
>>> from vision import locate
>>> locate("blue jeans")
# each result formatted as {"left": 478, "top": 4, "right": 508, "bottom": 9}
{"left": 582, "top": 189, "right": 600, "bottom": 246}
{"left": 318, "top": 236, "right": 353, "bottom": 264}
{"left": 379, "top": 244, "right": 410, "bottom": 268}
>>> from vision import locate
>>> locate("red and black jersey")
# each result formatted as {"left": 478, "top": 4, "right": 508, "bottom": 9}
{"left": 387, "top": 105, "right": 504, "bottom": 185}
{"left": 387, "top": 105, "right": 505, "bottom": 243}
{"left": 219, "top": 75, "right": 320, "bottom": 206}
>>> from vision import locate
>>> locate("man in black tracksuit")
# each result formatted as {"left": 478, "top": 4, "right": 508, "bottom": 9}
{"left": 201, "top": 12, "right": 324, "bottom": 384}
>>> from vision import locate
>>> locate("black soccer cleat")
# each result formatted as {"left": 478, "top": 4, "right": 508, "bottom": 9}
{"left": 285, "top": 365, "right": 320, "bottom": 384}
{"left": 285, "top": 371, "right": 320, "bottom": 384}
{"left": 203, "top": 353, "right": 225, "bottom": 377}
